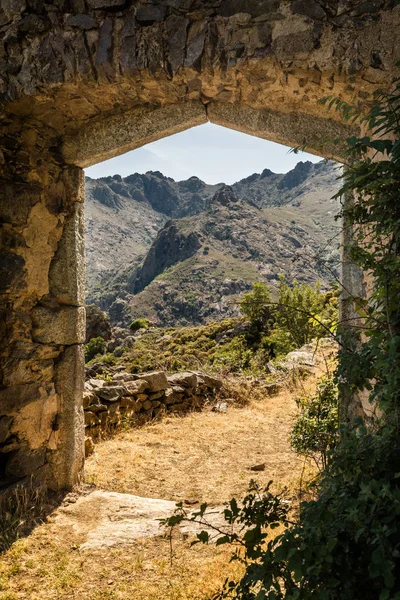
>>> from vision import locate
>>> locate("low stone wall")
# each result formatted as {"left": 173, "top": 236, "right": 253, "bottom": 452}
{"left": 84, "top": 370, "right": 223, "bottom": 454}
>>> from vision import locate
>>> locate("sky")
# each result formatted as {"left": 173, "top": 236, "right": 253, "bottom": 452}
{"left": 85, "top": 122, "right": 322, "bottom": 184}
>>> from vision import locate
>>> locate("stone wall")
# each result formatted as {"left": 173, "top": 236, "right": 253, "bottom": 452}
{"left": 1, "top": 0, "right": 399, "bottom": 489}
{"left": 83, "top": 370, "right": 223, "bottom": 452}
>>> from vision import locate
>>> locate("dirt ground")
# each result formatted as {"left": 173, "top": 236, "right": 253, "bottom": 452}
{"left": 0, "top": 386, "right": 309, "bottom": 600}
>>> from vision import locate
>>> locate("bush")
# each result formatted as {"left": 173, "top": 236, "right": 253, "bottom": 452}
{"left": 290, "top": 377, "right": 339, "bottom": 469}
{"left": 84, "top": 336, "right": 106, "bottom": 362}
{"left": 275, "top": 276, "right": 337, "bottom": 348}
{"left": 129, "top": 318, "right": 150, "bottom": 332}
{"left": 240, "top": 282, "right": 272, "bottom": 332}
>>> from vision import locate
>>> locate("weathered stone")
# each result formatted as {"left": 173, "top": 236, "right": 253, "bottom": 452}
{"left": 18, "top": 14, "right": 51, "bottom": 33}
{"left": 87, "top": 378, "right": 107, "bottom": 390}
{"left": 143, "top": 400, "right": 153, "bottom": 411}
{"left": 51, "top": 345, "right": 85, "bottom": 489}
{"left": 272, "top": 30, "right": 314, "bottom": 57}
{"left": 124, "top": 380, "right": 149, "bottom": 395}
{"left": 88, "top": 402, "right": 107, "bottom": 413}
{"left": 5, "top": 447, "right": 46, "bottom": 478}
{"left": 66, "top": 14, "right": 98, "bottom": 29}
{"left": 167, "top": 372, "right": 198, "bottom": 388}
{"left": 148, "top": 390, "right": 165, "bottom": 401}
{"left": 219, "top": 0, "right": 280, "bottom": 17}
{"left": 2, "top": 0, "right": 26, "bottom": 18}
{"left": 164, "top": 388, "right": 177, "bottom": 405}
{"left": 0, "top": 416, "right": 13, "bottom": 444}
{"left": 136, "top": 5, "right": 166, "bottom": 23}
{"left": 195, "top": 372, "right": 223, "bottom": 389}
{"left": 136, "top": 371, "right": 168, "bottom": 392}
{"left": 83, "top": 390, "right": 97, "bottom": 409}
{"left": 31, "top": 305, "right": 86, "bottom": 345}
{"left": 166, "top": 15, "right": 188, "bottom": 73}
{"left": 171, "top": 385, "right": 185, "bottom": 394}
{"left": 120, "top": 397, "right": 142, "bottom": 411}
{"left": 86, "top": 0, "right": 125, "bottom": 8}
{"left": 96, "top": 386, "right": 126, "bottom": 401}
{"left": 0, "top": 251, "right": 25, "bottom": 294}
{"left": 49, "top": 199, "right": 85, "bottom": 307}
{"left": 184, "top": 21, "right": 207, "bottom": 70}
{"left": 151, "top": 400, "right": 161, "bottom": 408}
{"left": 290, "top": 0, "right": 326, "bottom": 20}
{"left": 112, "top": 373, "right": 138, "bottom": 382}
{"left": 212, "top": 402, "right": 227, "bottom": 413}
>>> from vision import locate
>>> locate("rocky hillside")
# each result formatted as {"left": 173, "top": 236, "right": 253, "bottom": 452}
{"left": 85, "top": 161, "right": 341, "bottom": 327}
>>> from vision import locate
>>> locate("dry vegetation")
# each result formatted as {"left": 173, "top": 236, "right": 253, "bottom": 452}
{"left": 0, "top": 380, "right": 318, "bottom": 600}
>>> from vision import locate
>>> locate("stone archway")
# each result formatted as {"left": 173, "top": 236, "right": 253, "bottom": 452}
{"left": 0, "top": 0, "right": 399, "bottom": 489}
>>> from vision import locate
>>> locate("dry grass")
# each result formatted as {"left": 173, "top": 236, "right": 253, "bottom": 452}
{"left": 0, "top": 379, "right": 319, "bottom": 600}
{"left": 0, "top": 481, "right": 55, "bottom": 554}
{"left": 85, "top": 388, "right": 304, "bottom": 504}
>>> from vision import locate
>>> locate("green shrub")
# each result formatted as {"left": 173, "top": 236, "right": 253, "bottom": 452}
{"left": 95, "top": 352, "right": 117, "bottom": 366}
{"left": 261, "top": 327, "right": 294, "bottom": 359}
{"left": 290, "top": 377, "right": 339, "bottom": 469}
{"left": 240, "top": 282, "right": 272, "bottom": 332}
{"left": 129, "top": 318, "right": 150, "bottom": 332}
{"left": 84, "top": 336, "right": 106, "bottom": 362}
{"left": 275, "top": 276, "right": 337, "bottom": 348}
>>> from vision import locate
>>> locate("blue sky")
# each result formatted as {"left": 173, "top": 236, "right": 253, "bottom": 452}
{"left": 85, "top": 123, "right": 322, "bottom": 184}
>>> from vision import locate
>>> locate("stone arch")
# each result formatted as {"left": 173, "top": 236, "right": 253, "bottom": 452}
{"left": 0, "top": 0, "right": 399, "bottom": 489}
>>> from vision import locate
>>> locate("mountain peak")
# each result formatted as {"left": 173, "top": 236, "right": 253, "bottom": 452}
{"left": 209, "top": 185, "right": 239, "bottom": 207}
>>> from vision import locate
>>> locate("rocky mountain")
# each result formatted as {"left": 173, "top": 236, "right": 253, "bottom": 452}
{"left": 85, "top": 161, "right": 341, "bottom": 327}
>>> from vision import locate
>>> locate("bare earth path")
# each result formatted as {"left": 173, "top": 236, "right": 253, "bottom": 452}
{"left": 0, "top": 389, "right": 304, "bottom": 600}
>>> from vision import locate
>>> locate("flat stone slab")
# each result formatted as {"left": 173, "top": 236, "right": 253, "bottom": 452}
{"left": 55, "top": 490, "right": 227, "bottom": 551}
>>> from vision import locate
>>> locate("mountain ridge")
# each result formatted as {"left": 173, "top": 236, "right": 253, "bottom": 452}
{"left": 85, "top": 160, "right": 341, "bottom": 327}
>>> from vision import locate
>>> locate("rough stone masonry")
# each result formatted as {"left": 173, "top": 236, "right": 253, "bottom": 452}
{"left": 0, "top": 0, "right": 399, "bottom": 489}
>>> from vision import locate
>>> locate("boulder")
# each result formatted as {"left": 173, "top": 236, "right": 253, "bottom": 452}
{"left": 148, "top": 390, "right": 165, "bottom": 401}
{"left": 112, "top": 373, "right": 139, "bottom": 382}
{"left": 136, "top": 371, "right": 168, "bottom": 392}
{"left": 96, "top": 386, "right": 126, "bottom": 401}
{"left": 87, "top": 378, "right": 107, "bottom": 390}
{"left": 165, "top": 388, "right": 177, "bottom": 405}
{"left": 120, "top": 397, "right": 142, "bottom": 412}
{"left": 167, "top": 372, "right": 198, "bottom": 388}
{"left": 278, "top": 347, "right": 315, "bottom": 371}
{"left": 83, "top": 390, "right": 99, "bottom": 409}
{"left": 124, "top": 380, "right": 149, "bottom": 395}
{"left": 195, "top": 372, "right": 223, "bottom": 390}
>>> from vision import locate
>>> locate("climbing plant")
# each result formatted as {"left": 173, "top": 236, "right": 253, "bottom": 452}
{"left": 163, "top": 79, "right": 400, "bottom": 599}
{"left": 325, "top": 83, "right": 400, "bottom": 421}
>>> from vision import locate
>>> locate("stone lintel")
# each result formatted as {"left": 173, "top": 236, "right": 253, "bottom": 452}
{"left": 207, "top": 102, "right": 355, "bottom": 162}
{"left": 63, "top": 102, "right": 208, "bottom": 168}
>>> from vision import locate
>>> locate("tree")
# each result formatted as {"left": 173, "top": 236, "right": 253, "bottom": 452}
{"left": 240, "top": 282, "right": 272, "bottom": 331}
